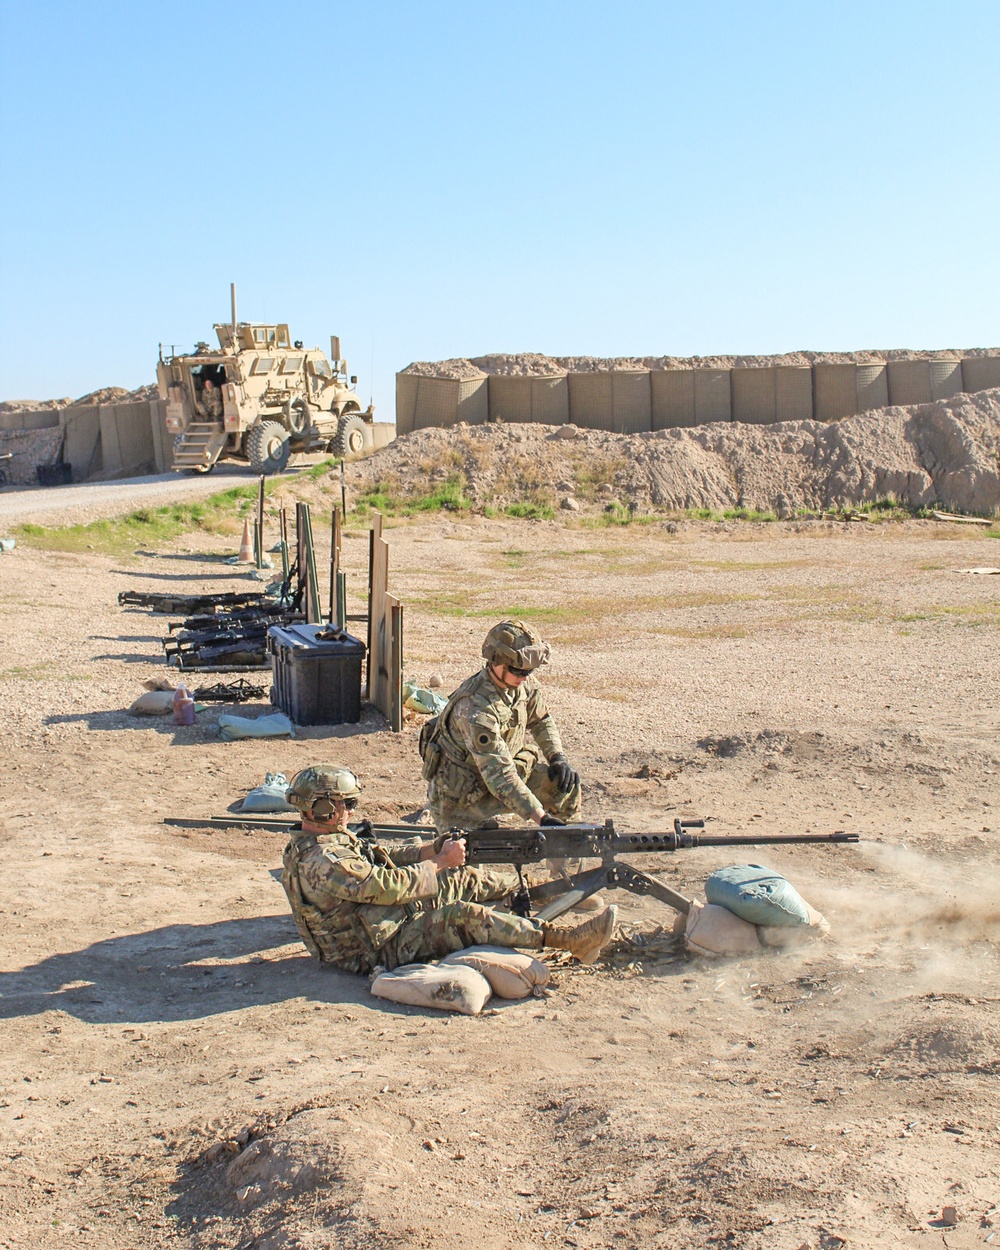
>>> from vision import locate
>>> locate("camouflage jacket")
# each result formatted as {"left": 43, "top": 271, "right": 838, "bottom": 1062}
{"left": 199, "top": 387, "right": 223, "bottom": 418}
{"left": 282, "top": 829, "right": 438, "bottom": 973}
{"left": 428, "top": 666, "right": 563, "bottom": 820}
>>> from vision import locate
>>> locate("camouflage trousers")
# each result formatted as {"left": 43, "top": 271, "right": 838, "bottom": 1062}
{"left": 378, "top": 864, "right": 542, "bottom": 970}
{"left": 429, "top": 759, "right": 582, "bottom": 834}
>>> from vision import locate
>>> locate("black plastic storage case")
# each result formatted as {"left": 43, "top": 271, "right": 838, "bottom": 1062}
{"left": 267, "top": 624, "right": 365, "bottom": 725}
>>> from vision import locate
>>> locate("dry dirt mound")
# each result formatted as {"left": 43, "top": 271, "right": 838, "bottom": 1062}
{"left": 402, "top": 347, "right": 1000, "bottom": 377}
{"left": 349, "top": 387, "right": 1000, "bottom": 516}
{"left": 0, "top": 383, "right": 156, "bottom": 414}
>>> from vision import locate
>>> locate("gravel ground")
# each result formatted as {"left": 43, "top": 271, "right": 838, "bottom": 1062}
{"left": 0, "top": 507, "right": 998, "bottom": 1249}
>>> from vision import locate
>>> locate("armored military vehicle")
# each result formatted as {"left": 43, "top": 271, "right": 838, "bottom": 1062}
{"left": 157, "top": 317, "right": 374, "bottom": 474}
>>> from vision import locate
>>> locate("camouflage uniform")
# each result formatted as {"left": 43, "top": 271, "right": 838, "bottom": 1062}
{"left": 281, "top": 826, "right": 533, "bottom": 973}
{"left": 422, "top": 666, "right": 582, "bottom": 833}
{"left": 200, "top": 383, "right": 223, "bottom": 419}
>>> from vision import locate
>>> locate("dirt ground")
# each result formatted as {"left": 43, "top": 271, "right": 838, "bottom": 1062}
{"left": 1, "top": 506, "right": 998, "bottom": 1250}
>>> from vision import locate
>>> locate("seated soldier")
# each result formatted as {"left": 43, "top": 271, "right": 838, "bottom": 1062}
{"left": 280, "top": 764, "right": 617, "bottom": 974}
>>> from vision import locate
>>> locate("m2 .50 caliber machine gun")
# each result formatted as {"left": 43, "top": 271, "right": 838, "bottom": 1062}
{"left": 454, "top": 818, "right": 860, "bottom": 922}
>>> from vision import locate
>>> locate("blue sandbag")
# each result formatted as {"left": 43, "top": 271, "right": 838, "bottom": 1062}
{"left": 705, "top": 864, "right": 811, "bottom": 927}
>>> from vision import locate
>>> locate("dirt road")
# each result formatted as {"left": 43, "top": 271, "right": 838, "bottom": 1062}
{"left": 0, "top": 509, "right": 997, "bottom": 1250}
{"left": 0, "top": 461, "right": 329, "bottom": 528}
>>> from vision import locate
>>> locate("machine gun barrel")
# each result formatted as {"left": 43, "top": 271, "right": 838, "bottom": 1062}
{"left": 459, "top": 818, "right": 858, "bottom": 865}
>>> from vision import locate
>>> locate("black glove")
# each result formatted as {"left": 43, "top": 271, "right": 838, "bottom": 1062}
{"left": 547, "top": 752, "right": 579, "bottom": 794}
{"left": 540, "top": 814, "right": 566, "bottom": 827}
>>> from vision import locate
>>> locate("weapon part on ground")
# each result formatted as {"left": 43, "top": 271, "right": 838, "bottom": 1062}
{"left": 191, "top": 678, "right": 269, "bottom": 703}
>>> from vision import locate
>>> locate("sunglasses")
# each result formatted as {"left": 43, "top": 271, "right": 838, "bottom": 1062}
{"left": 504, "top": 664, "right": 532, "bottom": 678}
{"left": 310, "top": 795, "right": 358, "bottom": 818}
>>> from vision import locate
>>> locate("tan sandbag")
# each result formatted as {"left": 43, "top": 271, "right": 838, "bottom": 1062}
{"left": 684, "top": 899, "right": 762, "bottom": 958}
{"left": 142, "top": 677, "right": 177, "bottom": 692}
{"left": 128, "top": 689, "right": 176, "bottom": 716}
{"left": 370, "top": 963, "right": 492, "bottom": 1015}
{"left": 440, "top": 945, "right": 550, "bottom": 999}
{"left": 758, "top": 903, "right": 830, "bottom": 949}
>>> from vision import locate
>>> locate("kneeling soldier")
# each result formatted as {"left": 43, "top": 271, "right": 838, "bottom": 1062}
{"left": 420, "top": 619, "right": 582, "bottom": 833}
{"left": 280, "top": 764, "right": 617, "bottom": 973}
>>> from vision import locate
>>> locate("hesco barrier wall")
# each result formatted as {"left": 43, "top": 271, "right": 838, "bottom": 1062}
{"left": 813, "top": 363, "right": 890, "bottom": 420}
{"left": 488, "top": 374, "right": 569, "bottom": 424}
{"left": 395, "top": 374, "right": 488, "bottom": 436}
{"left": 962, "top": 357, "right": 1000, "bottom": 392}
{"left": 731, "top": 366, "right": 813, "bottom": 425}
{"left": 566, "top": 370, "right": 651, "bottom": 433}
{"left": 887, "top": 359, "right": 963, "bottom": 406}
{"left": 653, "top": 370, "right": 729, "bottom": 428}
{"left": 397, "top": 352, "right": 1000, "bottom": 433}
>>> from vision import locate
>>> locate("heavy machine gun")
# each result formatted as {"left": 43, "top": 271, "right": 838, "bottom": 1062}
{"left": 455, "top": 817, "right": 859, "bottom": 922}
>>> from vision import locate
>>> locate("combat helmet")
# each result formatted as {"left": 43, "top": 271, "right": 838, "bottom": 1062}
{"left": 286, "top": 764, "right": 362, "bottom": 817}
{"left": 481, "top": 619, "right": 551, "bottom": 672}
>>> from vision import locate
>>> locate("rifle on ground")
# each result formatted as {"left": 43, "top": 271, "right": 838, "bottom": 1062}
{"left": 457, "top": 818, "right": 860, "bottom": 922}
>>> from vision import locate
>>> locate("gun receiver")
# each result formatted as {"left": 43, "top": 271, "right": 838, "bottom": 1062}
{"left": 458, "top": 818, "right": 859, "bottom": 923}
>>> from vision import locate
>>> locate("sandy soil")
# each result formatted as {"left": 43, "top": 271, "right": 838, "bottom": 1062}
{"left": 1, "top": 506, "right": 998, "bottom": 1250}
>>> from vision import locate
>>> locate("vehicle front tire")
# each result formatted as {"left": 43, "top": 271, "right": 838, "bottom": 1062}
{"left": 246, "top": 421, "right": 292, "bottom": 475}
{"left": 333, "top": 413, "right": 371, "bottom": 457}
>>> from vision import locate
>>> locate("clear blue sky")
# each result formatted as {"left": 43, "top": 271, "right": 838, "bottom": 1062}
{"left": 1, "top": 1, "right": 998, "bottom": 419}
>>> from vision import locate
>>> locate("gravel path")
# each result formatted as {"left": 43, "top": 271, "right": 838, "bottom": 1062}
{"left": 0, "top": 459, "right": 325, "bottom": 527}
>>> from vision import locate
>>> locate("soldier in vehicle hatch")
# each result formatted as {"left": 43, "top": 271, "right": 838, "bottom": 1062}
{"left": 279, "top": 764, "right": 617, "bottom": 973}
{"left": 418, "top": 620, "right": 582, "bottom": 834}
{"left": 199, "top": 375, "right": 223, "bottom": 419}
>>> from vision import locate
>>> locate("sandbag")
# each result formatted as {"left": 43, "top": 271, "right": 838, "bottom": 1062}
{"left": 705, "top": 864, "right": 811, "bottom": 927}
{"left": 218, "top": 712, "right": 294, "bottom": 741}
{"left": 440, "top": 945, "right": 550, "bottom": 999}
{"left": 402, "top": 680, "right": 447, "bottom": 716}
{"left": 758, "top": 904, "right": 830, "bottom": 948}
{"left": 684, "top": 899, "right": 762, "bottom": 958}
{"left": 370, "top": 963, "right": 492, "bottom": 1015}
{"left": 128, "top": 690, "right": 176, "bottom": 716}
{"left": 240, "top": 772, "right": 297, "bottom": 813}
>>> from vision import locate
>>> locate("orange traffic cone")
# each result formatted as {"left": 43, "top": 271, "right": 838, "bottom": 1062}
{"left": 237, "top": 517, "right": 254, "bottom": 563}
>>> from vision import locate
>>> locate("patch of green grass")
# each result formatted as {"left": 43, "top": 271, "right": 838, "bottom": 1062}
{"left": 896, "top": 603, "right": 1000, "bottom": 628}
{"left": 351, "top": 475, "right": 470, "bottom": 519}
{"left": 2, "top": 662, "right": 55, "bottom": 680}
{"left": 721, "top": 506, "right": 778, "bottom": 522}
{"left": 501, "top": 549, "right": 529, "bottom": 568}
{"left": 504, "top": 502, "right": 555, "bottom": 521}
{"left": 302, "top": 457, "right": 340, "bottom": 480}
{"left": 409, "top": 477, "right": 470, "bottom": 513}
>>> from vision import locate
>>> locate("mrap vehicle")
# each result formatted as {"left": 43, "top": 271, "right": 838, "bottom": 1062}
{"left": 158, "top": 310, "right": 374, "bottom": 474}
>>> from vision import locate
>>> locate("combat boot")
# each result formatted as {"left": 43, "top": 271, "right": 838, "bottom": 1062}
{"left": 543, "top": 905, "right": 618, "bottom": 965}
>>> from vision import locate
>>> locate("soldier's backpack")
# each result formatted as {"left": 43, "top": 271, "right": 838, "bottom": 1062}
{"left": 418, "top": 714, "right": 442, "bottom": 781}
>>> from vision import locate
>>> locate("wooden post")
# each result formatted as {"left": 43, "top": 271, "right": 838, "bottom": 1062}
{"left": 256, "top": 475, "right": 265, "bottom": 570}
{"left": 279, "top": 507, "right": 289, "bottom": 580}
{"left": 389, "top": 597, "right": 404, "bottom": 732}
{"left": 336, "top": 571, "right": 347, "bottom": 632}
{"left": 328, "top": 507, "right": 341, "bottom": 624}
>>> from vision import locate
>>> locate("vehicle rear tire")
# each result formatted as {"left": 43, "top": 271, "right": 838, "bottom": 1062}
{"left": 332, "top": 413, "right": 370, "bottom": 457}
{"left": 246, "top": 421, "right": 292, "bottom": 475}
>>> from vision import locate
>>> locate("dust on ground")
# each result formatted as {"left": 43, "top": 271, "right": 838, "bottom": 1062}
{"left": 1, "top": 498, "right": 998, "bottom": 1250}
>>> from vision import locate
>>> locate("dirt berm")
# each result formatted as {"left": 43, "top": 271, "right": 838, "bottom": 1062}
{"left": 352, "top": 388, "right": 1000, "bottom": 516}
